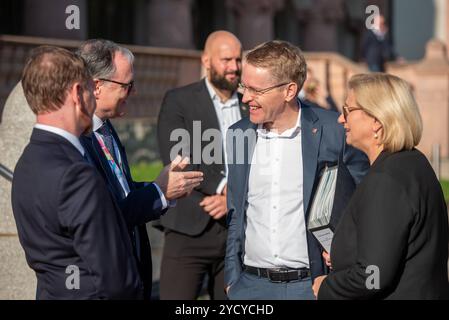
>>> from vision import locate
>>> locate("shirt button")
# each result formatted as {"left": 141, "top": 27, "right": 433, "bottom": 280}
{"left": 274, "top": 254, "right": 278, "bottom": 258}
{"left": 273, "top": 206, "right": 277, "bottom": 209}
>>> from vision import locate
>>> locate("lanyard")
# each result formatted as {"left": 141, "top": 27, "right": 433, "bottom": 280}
{"left": 95, "top": 132, "right": 140, "bottom": 259}
{"left": 94, "top": 132, "right": 130, "bottom": 196}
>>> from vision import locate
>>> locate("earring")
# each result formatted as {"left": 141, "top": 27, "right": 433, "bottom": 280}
{"left": 374, "top": 133, "right": 378, "bottom": 139}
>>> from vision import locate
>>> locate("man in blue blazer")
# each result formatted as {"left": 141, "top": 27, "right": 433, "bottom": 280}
{"left": 224, "top": 41, "right": 369, "bottom": 300}
{"left": 77, "top": 39, "right": 203, "bottom": 299}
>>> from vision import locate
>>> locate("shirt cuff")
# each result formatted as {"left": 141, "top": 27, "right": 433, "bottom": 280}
{"left": 216, "top": 178, "right": 227, "bottom": 195}
{"left": 152, "top": 182, "right": 169, "bottom": 210}
{"left": 168, "top": 200, "right": 177, "bottom": 208}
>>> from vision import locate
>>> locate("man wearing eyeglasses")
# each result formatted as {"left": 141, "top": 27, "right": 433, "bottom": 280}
{"left": 157, "top": 31, "right": 248, "bottom": 300}
{"left": 77, "top": 39, "right": 204, "bottom": 300}
{"left": 224, "top": 40, "right": 369, "bottom": 300}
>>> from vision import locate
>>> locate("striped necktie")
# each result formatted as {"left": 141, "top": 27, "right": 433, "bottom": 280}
{"left": 96, "top": 122, "right": 119, "bottom": 164}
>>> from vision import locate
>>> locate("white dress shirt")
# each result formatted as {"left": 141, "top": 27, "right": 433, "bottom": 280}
{"left": 34, "top": 124, "right": 85, "bottom": 156}
{"left": 243, "top": 106, "right": 310, "bottom": 269}
{"left": 204, "top": 78, "right": 242, "bottom": 194}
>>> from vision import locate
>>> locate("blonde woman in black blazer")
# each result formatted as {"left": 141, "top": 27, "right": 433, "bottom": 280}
{"left": 313, "top": 73, "right": 449, "bottom": 299}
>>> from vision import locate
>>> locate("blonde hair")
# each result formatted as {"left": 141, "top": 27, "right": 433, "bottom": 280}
{"left": 348, "top": 73, "right": 422, "bottom": 152}
{"left": 244, "top": 40, "right": 307, "bottom": 93}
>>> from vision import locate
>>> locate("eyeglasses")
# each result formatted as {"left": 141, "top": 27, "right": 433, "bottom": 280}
{"left": 237, "top": 82, "right": 289, "bottom": 96}
{"left": 342, "top": 105, "right": 364, "bottom": 121}
{"left": 98, "top": 78, "right": 134, "bottom": 95}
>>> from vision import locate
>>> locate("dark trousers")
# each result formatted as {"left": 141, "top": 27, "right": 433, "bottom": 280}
{"left": 159, "top": 220, "right": 227, "bottom": 300}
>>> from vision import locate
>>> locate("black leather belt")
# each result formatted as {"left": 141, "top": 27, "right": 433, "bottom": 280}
{"left": 243, "top": 265, "right": 311, "bottom": 283}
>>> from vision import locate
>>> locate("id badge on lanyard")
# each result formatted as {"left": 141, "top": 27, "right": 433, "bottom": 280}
{"left": 94, "top": 132, "right": 130, "bottom": 196}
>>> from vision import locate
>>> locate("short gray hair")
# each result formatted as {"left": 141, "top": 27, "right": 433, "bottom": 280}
{"left": 76, "top": 39, "right": 134, "bottom": 79}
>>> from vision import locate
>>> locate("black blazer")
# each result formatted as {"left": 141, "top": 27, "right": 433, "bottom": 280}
{"left": 80, "top": 120, "right": 166, "bottom": 300}
{"left": 157, "top": 79, "right": 248, "bottom": 236}
{"left": 12, "top": 129, "right": 143, "bottom": 299}
{"left": 319, "top": 149, "right": 449, "bottom": 299}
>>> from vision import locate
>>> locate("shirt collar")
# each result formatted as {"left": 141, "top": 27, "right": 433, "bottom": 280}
{"left": 204, "top": 78, "right": 239, "bottom": 108}
{"left": 34, "top": 123, "right": 85, "bottom": 156}
{"left": 92, "top": 114, "right": 106, "bottom": 132}
{"left": 257, "top": 100, "right": 302, "bottom": 139}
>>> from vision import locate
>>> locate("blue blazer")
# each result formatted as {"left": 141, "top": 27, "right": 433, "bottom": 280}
{"left": 224, "top": 101, "right": 369, "bottom": 287}
{"left": 80, "top": 120, "right": 166, "bottom": 299}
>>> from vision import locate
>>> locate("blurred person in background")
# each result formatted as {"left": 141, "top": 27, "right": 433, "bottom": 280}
{"left": 361, "top": 14, "right": 403, "bottom": 72}
{"left": 300, "top": 67, "right": 338, "bottom": 112}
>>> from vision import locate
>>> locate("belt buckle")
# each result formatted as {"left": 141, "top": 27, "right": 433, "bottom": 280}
{"left": 267, "top": 268, "right": 289, "bottom": 283}
{"left": 298, "top": 268, "right": 310, "bottom": 280}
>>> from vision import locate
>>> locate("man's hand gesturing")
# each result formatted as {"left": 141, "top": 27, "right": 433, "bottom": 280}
{"left": 155, "top": 155, "right": 203, "bottom": 201}
{"left": 199, "top": 184, "right": 228, "bottom": 220}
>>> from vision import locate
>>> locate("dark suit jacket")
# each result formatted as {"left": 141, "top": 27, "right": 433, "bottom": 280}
{"left": 157, "top": 79, "right": 248, "bottom": 236}
{"left": 361, "top": 29, "right": 396, "bottom": 72}
{"left": 12, "top": 129, "right": 143, "bottom": 299}
{"left": 318, "top": 149, "right": 449, "bottom": 300}
{"left": 224, "top": 102, "right": 370, "bottom": 287}
{"left": 80, "top": 120, "right": 165, "bottom": 300}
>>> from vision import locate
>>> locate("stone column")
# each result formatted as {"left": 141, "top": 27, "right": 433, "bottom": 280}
{"left": 0, "top": 82, "right": 36, "bottom": 299}
{"left": 147, "top": 0, "right": 194, "bottom": 49}
{"left": 133, "top": 0, "right": 150, "bottom": 46}
{"left": 435, "top": 0, "right": 449, "bottom": 58}
{"left": 23, "top": 0, "right": 87, "bottom": 40}
{"left": 444, "top": 0, "right": 449, "bottom": 59}
{"left": 295, "top": 0, "right": 345, "bottom": 52}
{"left": 389, "top": 40, "right": 449, "bottom": 159}
{"left": 433, "top": 0, "right": 447, "bottom": 46}
{"left": 226, "top": 0, "right": 285, "bottom": 50}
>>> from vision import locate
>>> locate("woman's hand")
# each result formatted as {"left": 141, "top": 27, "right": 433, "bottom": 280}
{"left": 312, "top": 275, "right": 327, "bottom": 298}
{"left": 322, "top": 251, "right": 332, "bottom": 269}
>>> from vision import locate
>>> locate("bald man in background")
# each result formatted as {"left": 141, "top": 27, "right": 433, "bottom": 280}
{"left": 157, "top": 31, "right": 248, "bottom": 299}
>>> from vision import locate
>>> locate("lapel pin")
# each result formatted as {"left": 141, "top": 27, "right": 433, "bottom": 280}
{"left": 312, "top": 128, "right": 318, "bottom": 134}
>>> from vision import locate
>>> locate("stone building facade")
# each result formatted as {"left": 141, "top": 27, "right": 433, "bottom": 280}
{"left": 2, "top": 0, "right": 444, "bottom": 60}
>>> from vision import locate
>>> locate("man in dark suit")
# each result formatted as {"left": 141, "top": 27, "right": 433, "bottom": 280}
{"left": 224, "top": 41, "right": 369, "bottom": 300}
{"left": 361, "top": 14, "right": 397, "bottom": 72}
{"left": 157, "top": 31, "right": 247, "bottom": 299}
{"left": 12, "top": 46, "right": 143, "bottom": 299}
{"left": 77, "top": 39, "right": 203, "bottom": 300}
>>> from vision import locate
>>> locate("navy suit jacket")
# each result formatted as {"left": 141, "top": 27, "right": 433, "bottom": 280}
{"left": 12, "top": 129, "right": 143, "bottom": 299}
{"left": 80, "top": 120, "right": 166, "bottom": 299}
{"left": 224, "top": 102, "right": 369, "bottom": 287}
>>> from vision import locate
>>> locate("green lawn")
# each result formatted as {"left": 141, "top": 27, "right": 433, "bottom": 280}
{"left": 440, "top": 180, "right": 449, "bottom": 202}
{"left": 130, "top": 161, "right": 163, "bottom": 182}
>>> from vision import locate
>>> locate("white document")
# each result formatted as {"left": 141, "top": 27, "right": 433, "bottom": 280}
{"left": 312, "top": 228, "right": 334, "bottom": 253}
{"left": 308, "top": 165, "right": 338, "bottom": 230}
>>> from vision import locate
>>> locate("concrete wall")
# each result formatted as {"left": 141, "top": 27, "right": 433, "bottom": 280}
{"left": 0, "top": 82, "right": 36, "bottom": 299}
